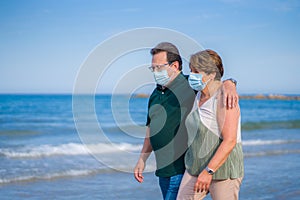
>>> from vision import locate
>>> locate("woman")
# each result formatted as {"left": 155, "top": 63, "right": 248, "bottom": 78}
{"left": 177, "top": 50, "right": 244, "bottom": 200}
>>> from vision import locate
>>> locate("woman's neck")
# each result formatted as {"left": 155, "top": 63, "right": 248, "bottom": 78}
{"left": 198, "top": 80, "right": 222, "bottom": 107}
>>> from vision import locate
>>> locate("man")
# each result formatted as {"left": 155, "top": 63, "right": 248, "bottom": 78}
{"left": 134, "top": 42, "right": 238, "bottom": 199}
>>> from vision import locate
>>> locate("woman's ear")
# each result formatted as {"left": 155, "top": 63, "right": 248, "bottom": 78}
{"left": 210, "top": 72, "right": 217, "bottom": 80}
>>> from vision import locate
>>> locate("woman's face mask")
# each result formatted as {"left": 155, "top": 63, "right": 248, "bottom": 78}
{"left": 188, "top": 72, "right": 209, "bottom": 91}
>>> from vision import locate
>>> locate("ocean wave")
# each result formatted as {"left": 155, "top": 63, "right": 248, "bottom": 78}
{"left": 0, "top": 142, "right": 143, "bottom": 158}
{"left": 242, "top": 120, "right": 300, "bottom": 130}
{"left": 242, "top": 139, "right": 300, "bottom": 146}
{"left": 1, "top": 139, "right": 299, "bottom": 159}
{"left": 0, "top": 129, "right": 41, "bottom": 136}
{"left": 0, "top": 169, "right": 104, "bottom": 185}
{"left": 244, "top": 149, "right": 300, "bottom": 157}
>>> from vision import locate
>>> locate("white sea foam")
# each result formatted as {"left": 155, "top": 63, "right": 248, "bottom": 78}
{"left": 242, "top": 139, "right": 300, "bottom": 146}
{"left": 244, "top": 149, "right": 300, "bottom": 157}
{"left": 0, "top": 169, "right": 98, "bottom": 184}
{"left": 0, "top": 142, "right": 143, "bottom": 158}
{"left": 1, "top": 139, "right": 298, "bottom": 159}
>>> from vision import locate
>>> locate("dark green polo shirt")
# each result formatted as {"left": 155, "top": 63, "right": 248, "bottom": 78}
{"left": 146, "top": 73, "right": 196, "bottom": 177}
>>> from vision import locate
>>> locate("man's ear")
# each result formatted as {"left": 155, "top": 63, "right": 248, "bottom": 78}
{"left": 172, "top": 61, "right": 180, "bottom": 71}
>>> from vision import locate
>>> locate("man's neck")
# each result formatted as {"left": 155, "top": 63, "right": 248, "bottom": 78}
{"left": 163, "top": 71, "right": 181, "bottom": 89}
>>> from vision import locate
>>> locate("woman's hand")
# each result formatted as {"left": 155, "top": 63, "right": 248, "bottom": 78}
{"left": 194, "top": 170, "right": 213, "bottom": 193}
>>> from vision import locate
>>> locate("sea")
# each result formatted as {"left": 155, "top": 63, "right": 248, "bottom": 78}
{"left": 0, "top": 94, "right": 300, "bottom": 200}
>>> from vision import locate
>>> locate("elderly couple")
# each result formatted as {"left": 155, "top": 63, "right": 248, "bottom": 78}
{"left": 133, "top": 42, "right": 244, "bottom": 200}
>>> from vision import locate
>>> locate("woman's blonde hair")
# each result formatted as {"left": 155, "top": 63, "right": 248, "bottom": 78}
{"left": 189, "top": 49, "right": 224, "bottom": 80}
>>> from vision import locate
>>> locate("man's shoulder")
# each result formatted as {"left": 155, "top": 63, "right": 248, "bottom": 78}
{"left": 175, "top": 73, "right": 189, "bottom": 81}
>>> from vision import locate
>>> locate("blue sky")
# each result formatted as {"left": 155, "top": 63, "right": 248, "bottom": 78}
{"left": 0, "top": 0, "right": 299, "bottom": 94}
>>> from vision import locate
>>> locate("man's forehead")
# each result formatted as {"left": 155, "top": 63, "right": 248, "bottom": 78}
{"left": 152, "top": 51, "right": 167, "bottom": 60}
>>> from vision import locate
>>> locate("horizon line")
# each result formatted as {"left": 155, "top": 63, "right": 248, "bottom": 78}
{"left": 1, "top": 92, "right": 300, "bottom": 96}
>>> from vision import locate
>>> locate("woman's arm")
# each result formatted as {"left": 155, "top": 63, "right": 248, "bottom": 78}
{"left": 194, "top": 92, "right": 240, "bottom": 192}
{"left": 207, "top": 93, "right": 240, "bottom": 170}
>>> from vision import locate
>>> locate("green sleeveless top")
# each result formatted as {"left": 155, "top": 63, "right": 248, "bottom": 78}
{"left": 184, "top": 93, "right": 244, "bottom": 180}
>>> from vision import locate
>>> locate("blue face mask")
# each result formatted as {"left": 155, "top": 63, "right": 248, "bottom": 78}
{"left": 188, "top": 72, "right": 207, "bottom": 91}
{"left": 153, "top": 70, "right": 170, "bottom": 86}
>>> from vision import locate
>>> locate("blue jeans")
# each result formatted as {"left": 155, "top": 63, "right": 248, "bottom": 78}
{"left": 159, "top": 174, "right": 183, "bottom": 200}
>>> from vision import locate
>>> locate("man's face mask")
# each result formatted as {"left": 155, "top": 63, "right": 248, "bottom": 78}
{"left": 153, "top": 69, "right": 170, "bottom": 86}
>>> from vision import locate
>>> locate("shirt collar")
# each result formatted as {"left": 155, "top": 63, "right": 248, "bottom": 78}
{"left": 156, "top": 72, "right": 184, "bottom": 91}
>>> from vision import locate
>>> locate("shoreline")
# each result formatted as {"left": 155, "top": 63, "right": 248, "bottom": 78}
{"left": 134, "top": 93, "right": 300, "bottom": 100}
{"left": 1, "top": 93, "right": 300, "bottom": 100}
{"left": 239, "top": 94, "right": 300, "bottom": 100}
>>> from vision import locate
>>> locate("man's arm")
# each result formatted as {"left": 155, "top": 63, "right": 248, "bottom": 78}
{"left": 222, "top": 79, "right": 238, "bottom": 109}
{"left": 134, "top": 126, "right": 153, "bottom": 183}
